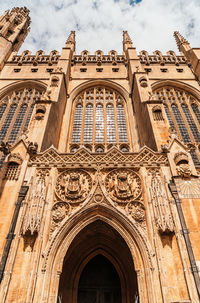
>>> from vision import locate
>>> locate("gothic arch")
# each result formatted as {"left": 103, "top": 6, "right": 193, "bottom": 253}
{"left": 40, "top": 203, "right": 156, "bottom": 303}
{"left": 69, "top": 79, "right": 130, "bottom": 102}
{"left": 151, "top": 79, "right": 200, "bottom": 100}
{"left": 0, "top": 79, "right": 46, "bottom": 99}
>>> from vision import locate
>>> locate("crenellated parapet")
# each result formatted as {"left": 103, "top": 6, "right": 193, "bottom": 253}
{"left": 139, "top": 50, "right": 186, "bottom": 65}
{"left": 72, "top": 50, "right": 126, "bottom": 65}
{"left": 8, "top": 50, "right": 60, "bottom": 66}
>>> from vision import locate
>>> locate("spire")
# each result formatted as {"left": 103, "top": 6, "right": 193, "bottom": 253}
{"left": 174, "top": 31, "right": 191, "bottom": 54}
{"left": 123, "top": 31, "right": 133, "bottom": 51}
{"left": 65, "top": 31, "right": 75, "bottom": 51}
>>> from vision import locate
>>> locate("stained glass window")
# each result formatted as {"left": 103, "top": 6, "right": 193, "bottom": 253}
{"left": 117, "top": 104, "right": 128, "bottom": 142}
{"left": 155, "top": 87, "right": 200, "bottom": 165}
{"left": 106, "top": 104, "right": 116, "bottom": 143}
{"left": 70, "top": 87, "right": 129, "bottom": 149}
{"left": 84, "top": 104, "right": 93, "bottom": 143}
{"left": 72, "top": 104, "right": 83, "bottom": 143}
{"left": 95, "top": 103, "right": 104, "bottom": 143}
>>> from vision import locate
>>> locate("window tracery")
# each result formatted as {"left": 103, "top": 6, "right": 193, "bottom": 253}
{"left": 155, "top": 86, "right": 200, "bottom": 164}
{"left": 0, "top": 88, "right": 43, "bottom": 144}
{"left": 70, "top": 87, "right": 129, "bottom": 151}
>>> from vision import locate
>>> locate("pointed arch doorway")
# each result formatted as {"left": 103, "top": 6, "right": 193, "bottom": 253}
{"left": 58, "top": 220, "right": 139, "bottom": 303}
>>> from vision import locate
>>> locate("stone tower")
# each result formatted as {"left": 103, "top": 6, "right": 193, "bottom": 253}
{"left": 0, "top": 6, "right": 200, "bottom": 303}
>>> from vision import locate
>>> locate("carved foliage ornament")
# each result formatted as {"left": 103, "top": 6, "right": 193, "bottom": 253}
{"left": 105, "top": 169, "right": 142, "bottom": 204}
{"left": 55, "top": 169, "right": 92, "bottom": 204}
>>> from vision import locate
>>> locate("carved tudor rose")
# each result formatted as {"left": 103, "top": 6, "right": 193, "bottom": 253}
{"left": 55, "top": 169, "right": 92, "bottom": 203}
{"left": 105, "top": 169, "right": 141, "bottom": 204}
{"left": 51, "top": 202, "right": 70, "bottom": 234}
{"left": 127, "top": 202, "right": 145, "bottom": 222}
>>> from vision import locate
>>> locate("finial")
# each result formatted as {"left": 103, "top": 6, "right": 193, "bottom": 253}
{"left": 65, "top": 31, "right": 76, "bottom": 51}
{"left": 123, "top": 31, "right": 133, "bottom": 51}
{"left": 174, "top": 31, "right": 191, "bottom": 52}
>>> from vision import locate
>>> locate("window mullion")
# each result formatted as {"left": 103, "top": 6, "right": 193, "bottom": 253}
{"left": 113, "top": 91, "right": 119, "bottom": 144}
{"left": 103, "top": 88, "right": 107, "bottom": 145}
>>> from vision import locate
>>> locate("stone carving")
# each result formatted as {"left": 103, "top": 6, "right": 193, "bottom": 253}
{"left": 176, "top": 164, "right": 191, "bottom": 178}
{"left": 42, "top": 89, "right": 51, "bottom": 101}
{"left": 105, "top": 169, "right": 141, "bottom": 204}
{"left": 127, "top": 202, "right": 145, "bottom": 222}
{"left": 27, "top": 142, "right": 38, "bottom": 156}
{"left": 29, "top": 146, "right": 168, "bottom": 168}
{"left": 54, "top": 67, "right": 63, "bottom": 73}
{"left": 8, "top": 152, "right": 23, "bottom": 165}
{"left": 174, "top": 152, "right": 191, "bottom": 178}
{"left": 22, "top": 169, "right": 49, "bottom": 238}
{"left": 55, "top": 170, "right": 92, "bottom": 203}
{"left": 50, "top": 202, "right": 70, "bottom": 234}
{"left": 0, "top": 141, "right": 11, "bottom": 155}
{"left": 150, "top": 171, "right": 174, "bottom": 234}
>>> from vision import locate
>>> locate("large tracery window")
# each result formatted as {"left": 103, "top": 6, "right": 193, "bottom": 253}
{"left": 155, "top": 86, "right": 200, "bottom": 165}
{"left": 0, "top": 87, "right": 44, "bottom": 169}
{"left": 70, "top": 87, "right": 129, "bottom": 151}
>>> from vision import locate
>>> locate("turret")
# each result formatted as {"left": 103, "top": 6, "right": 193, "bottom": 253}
{"left": 0, "top": 7, "right": 30, "bottom": 70}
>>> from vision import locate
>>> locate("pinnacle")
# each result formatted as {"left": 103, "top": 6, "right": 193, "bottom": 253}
{"left": 174, "top": 31, "right": 189, "bottom": 51}
{"left": 123, "top": 30, "right": 133, "bottom": 51}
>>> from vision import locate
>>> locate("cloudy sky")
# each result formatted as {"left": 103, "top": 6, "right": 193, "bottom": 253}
{"left": 1, "top": 0, "right": 200, "bottom": 55}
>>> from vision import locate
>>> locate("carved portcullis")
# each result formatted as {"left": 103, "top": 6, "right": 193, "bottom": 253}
{"left": 105, "top": 169, "right": 142, "bottom": 204}
{"left": 55, "top": 169, "right": 92, "bottom": 204}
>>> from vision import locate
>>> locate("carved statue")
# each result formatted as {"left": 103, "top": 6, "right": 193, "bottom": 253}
{"left": 27, "top": 142, "right": 38, "bottom": 155}
{"left": 0, "top": 141, "right": 11, "bottom": 155}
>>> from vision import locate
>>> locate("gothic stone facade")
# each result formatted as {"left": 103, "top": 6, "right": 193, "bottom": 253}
{"left": 0, "top": 6, "right": 200, "bottom": 303}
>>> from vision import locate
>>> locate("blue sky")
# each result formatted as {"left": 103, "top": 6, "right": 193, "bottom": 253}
{"left": 1, "top": 0, "right": 200, "bottom": 55}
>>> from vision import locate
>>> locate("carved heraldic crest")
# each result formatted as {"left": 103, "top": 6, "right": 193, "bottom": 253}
{"left": 105, "top": 169, "right": 141, "bottom": 203}
{"left": 55, "top": 169, "right": 92, "bottom": 203}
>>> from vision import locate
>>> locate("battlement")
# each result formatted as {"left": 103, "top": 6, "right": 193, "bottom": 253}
{"left": 139, "top": 50, "right": 186, "bottom": 65}
{"left": 72, "top": 50, "right": 126, "bottom": 65}
{"left": 8, "top": 50, "right": 60, "bottom": 65}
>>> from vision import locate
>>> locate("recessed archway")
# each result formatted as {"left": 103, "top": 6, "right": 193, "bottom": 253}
{"left": 57, "top": 220, "right": 139, "bottom": 303}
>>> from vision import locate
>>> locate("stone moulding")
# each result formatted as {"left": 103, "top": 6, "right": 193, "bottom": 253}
{"left": 28, "top": 146, "right": 168, "bottom": 168}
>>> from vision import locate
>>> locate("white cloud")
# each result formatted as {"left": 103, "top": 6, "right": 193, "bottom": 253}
{"left": 0, "top": 0, "right": 200, "bottom": 55}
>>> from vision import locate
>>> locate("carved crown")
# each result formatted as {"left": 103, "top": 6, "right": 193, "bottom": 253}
{"left": 70, "top": 173, "right": 79, "bottom": 180}
{"left": 117, "top": 173, "right": 127, "bottom": 180}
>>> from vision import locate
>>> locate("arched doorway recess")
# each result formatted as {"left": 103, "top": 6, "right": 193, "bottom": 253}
{"left": 58, "top": 220, "right": 139, "bottom": 303}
